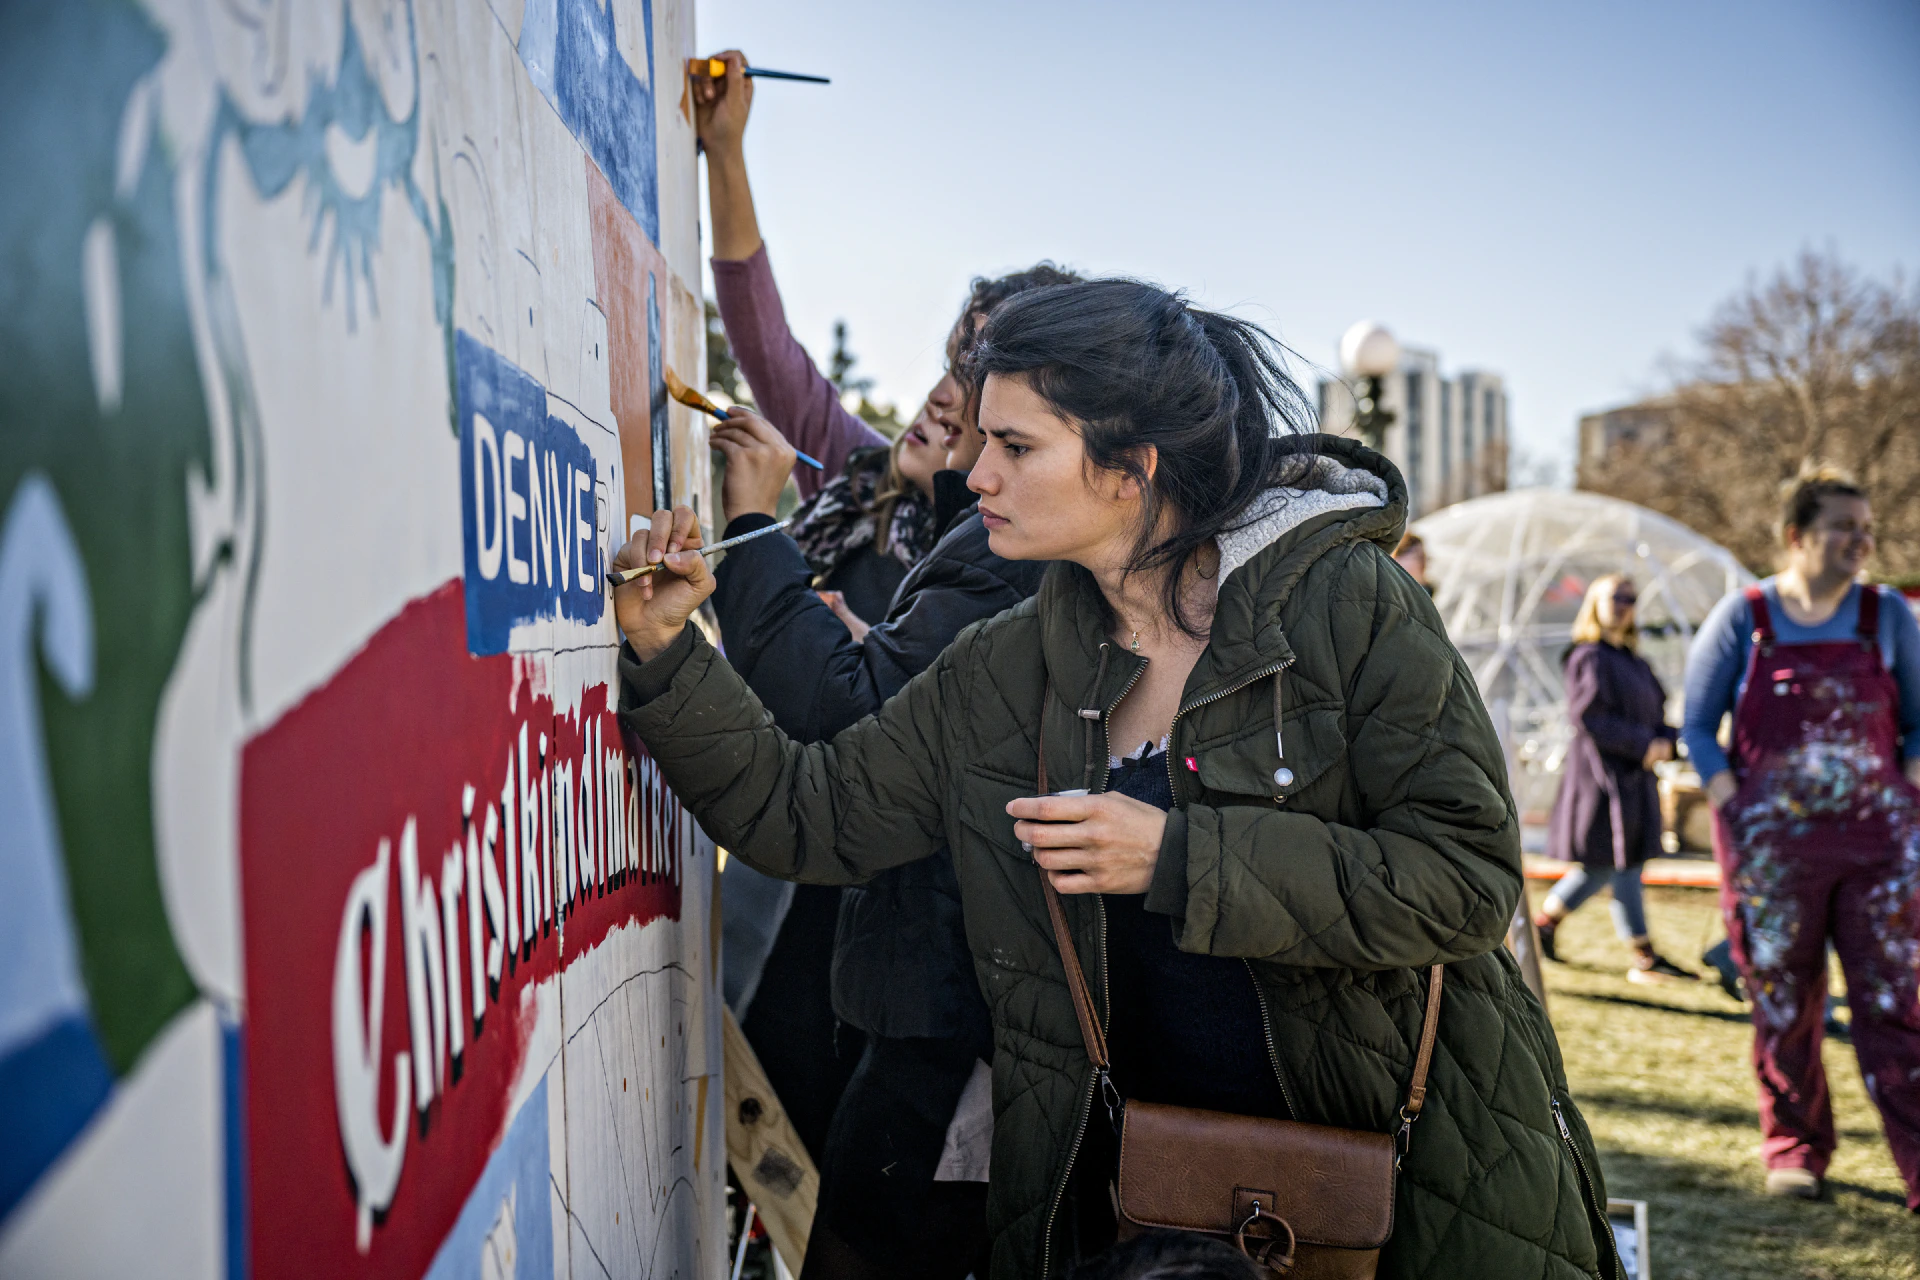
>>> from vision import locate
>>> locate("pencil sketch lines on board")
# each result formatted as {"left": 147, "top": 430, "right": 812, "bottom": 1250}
{"left": 550, "top": 1171, "right": 616, "bottom": 1280}
{"left": 563, "top": 958, "right": 700, "bottom": 1277}
{"left": 198, "top": 1, "right": 456, "bottom": 709}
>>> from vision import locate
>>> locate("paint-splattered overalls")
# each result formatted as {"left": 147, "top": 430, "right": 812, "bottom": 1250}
{"left": 1712, "top": 585, "right": 1920, "bottom": 1206}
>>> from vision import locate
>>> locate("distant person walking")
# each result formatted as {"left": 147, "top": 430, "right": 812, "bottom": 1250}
{"left": 1683, "top": 468, "right": 1920, "bottom": 1208}
{"left": 1536, "top": 574, "right": 1695, "bottom": 982}
{"left": 1392, "top": 531, "right": 1431, "bottom": 594}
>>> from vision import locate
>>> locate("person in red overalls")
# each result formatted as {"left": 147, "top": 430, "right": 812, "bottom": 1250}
{"left": 1683, "top": 469, "right": 1920, "bottom": 1207}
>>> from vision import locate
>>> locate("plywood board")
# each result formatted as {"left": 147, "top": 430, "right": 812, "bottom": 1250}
{"left": 722, "top": 1007, "right": 820, "bottom": 1274}
{"left": 0, "top": 0, "right": 722, "bottom": 1275}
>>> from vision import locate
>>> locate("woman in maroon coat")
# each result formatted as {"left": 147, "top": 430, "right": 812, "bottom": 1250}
{"left": 1535, "top": 574, "right": 1698, "bottom": 982}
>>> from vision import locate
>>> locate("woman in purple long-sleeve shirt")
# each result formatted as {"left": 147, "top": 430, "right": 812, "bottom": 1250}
{"left": 693, "top": 51, "right": 1049, "bottom": 1280}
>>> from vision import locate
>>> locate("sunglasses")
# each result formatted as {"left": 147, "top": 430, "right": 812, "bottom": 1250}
{"left": 1611, "top": 592, "right": 1638, "bottom": 606}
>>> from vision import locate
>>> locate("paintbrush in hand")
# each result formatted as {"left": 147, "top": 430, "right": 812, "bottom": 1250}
{"left": 663, "top": 367, "right": 823, "bottom": 470}
{"left": 605, "top": 519, "right": 792, "bottom": 587}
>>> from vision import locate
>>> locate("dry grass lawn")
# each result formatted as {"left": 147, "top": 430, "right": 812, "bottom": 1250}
{"left": 1536, "top": 880, "right": 1920, "bottom": 1279}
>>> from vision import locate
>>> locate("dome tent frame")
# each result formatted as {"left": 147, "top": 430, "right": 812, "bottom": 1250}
{"left": 1410, "top": 488, "right": 1754, "bottom": 821}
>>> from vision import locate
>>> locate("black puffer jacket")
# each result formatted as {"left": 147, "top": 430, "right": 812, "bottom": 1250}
{"left": 713, "top": 471, "right": 1046, "bottom": 1039}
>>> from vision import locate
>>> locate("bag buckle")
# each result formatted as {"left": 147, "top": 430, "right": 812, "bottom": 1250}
{"left": 1099, "top": 1068, "right": 1124, "bottom": 1134}
{"left": 1395, "top": 1104, "right": 1416, "bottom": 1169}
{"left": 1234, "top": 1200, "right": 1297, "bottom": 1275}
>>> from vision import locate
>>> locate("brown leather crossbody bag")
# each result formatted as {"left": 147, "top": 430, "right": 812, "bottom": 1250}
{"left": 1035, "top": 712, "right": 1443, "bottom": 1278}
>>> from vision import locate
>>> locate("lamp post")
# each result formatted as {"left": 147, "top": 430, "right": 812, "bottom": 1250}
{"left": 1339, "top": 320, "right": 1401, "bottom": 453}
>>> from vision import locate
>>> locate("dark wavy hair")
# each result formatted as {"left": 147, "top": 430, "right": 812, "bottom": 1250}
{"left": 960, "top": 278, "right": 1317, "bottom": 635}
{"left": 947, "top": 262, "right": 1084, "bottom": 415}
{"left": 869, "top": 262, "right": 1084, "bottom": 545}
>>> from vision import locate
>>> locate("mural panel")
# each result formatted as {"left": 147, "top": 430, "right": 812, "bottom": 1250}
{"left": 0, "top": 0, "right": 721, "bottom": 1274}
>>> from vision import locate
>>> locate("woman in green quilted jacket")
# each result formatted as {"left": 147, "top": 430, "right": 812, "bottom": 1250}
{"left": 613, "top": 279, "right": 1623, "bottom": 1280}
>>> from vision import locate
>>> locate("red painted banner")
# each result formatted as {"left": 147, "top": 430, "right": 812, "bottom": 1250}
{"left": 237, "top": 581, "right": 687, "bottom": 1279}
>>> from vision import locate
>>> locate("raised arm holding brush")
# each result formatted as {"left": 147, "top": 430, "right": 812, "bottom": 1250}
{"left": 694, "top": 50, "right": 887, "bottom": 500}
{"left": 691, "top": 50, "right": 1067, "bottom": 1280}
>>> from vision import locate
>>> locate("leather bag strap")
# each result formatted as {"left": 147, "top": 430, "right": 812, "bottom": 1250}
{"left": 1035, "top": 684, "right": 1443, "bottom": 1118}
{"left": 1036, "top": 699, "right": 1111, "bottom": 1071}
{"left": 1402, "top": 963, "right": 1444, "bottom": 1120}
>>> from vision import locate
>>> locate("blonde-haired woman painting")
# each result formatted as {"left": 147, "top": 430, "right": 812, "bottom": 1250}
{"left": 1534, "top": 574, "right": 1697, "bottom": 982}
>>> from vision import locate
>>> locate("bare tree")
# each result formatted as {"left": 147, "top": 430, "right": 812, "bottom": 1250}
{"left": 1583, "top": 251, "right": 1920, "bottom": 579}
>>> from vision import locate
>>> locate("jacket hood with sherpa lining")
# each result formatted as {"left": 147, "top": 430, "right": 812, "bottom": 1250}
{"left": 1215, "top": 447, "right": 1391, "bottom": 586}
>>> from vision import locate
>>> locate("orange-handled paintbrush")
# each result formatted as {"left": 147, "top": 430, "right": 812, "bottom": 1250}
{"left": 664, "top": 367, "right": 823, "bottom": 469}
{"left": 687, "top": 58, "right": 829, "bottom": 84}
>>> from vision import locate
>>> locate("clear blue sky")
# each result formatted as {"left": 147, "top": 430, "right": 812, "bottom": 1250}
{"left": 694, "top": 0, "right": 1920, "bottom": 480}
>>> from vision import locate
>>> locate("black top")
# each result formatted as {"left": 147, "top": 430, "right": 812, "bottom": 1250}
{"left": 1103, "top": 748, "right": 1289, "bottom": 1119}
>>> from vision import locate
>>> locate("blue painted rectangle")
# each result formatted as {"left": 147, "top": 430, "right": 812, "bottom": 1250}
{"left": 0, "top": 1014, "right": 113, "bottom": 1227}
{"left": 518, "top": 0, "right": 659, "bottom": 246}
{"left": 420, "top": 1077, "right": 556, "bottom": 1280}
{"left": 457, "top": 330, "right": 606, "bottom": 656}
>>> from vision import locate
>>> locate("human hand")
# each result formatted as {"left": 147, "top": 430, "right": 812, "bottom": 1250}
{"left": 1642, "top": 738, "right": 1674, "bottom": 770}
{"left": 817, "top": 591, "right": 871, "bottom": 643}
{"left": 1906, "top": 757, "right": 1920, "bottom": 791}
{"left": 712, "top": 410, "right": 797, "bottom": 521}
{"left": 611, "top": 506, "right": 713, "bottom": 661}
{"left": 691, "top": 50, "right": 753, "bottom": 156}
{"left": 1705, "top": 770, "right": 1739, "bottom": 809}
{"left": 1007, "top": 791, "right": 1167, "bottom": 895}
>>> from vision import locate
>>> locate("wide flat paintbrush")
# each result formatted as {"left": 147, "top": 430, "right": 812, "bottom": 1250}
{"left": 663, "top": 366, "right": 824, "bottom": 469}
{"left": 605, "top": 518, "right": 792, "bottom": 587}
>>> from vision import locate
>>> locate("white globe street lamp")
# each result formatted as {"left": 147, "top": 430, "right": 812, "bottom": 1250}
{"left": 1338, "top": 321, "right": 1401, "bottom": 451}
{"left": 1340, "top": 321, "right": 1401, "bottom": 379}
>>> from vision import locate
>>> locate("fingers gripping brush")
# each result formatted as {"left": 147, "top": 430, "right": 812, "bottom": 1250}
{"left": 605, "top": 519, "right": 792, "bottom": 587}
{"left": 663, "top": 366, "right": 823, "bottom": 470}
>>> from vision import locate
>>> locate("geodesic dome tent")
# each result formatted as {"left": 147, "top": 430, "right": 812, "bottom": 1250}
{"left": 1410, "top": 488, "right": 1755, "bottom": 822}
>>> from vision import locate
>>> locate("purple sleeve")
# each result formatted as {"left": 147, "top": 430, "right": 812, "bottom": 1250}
{"left": 711, "top": 245, "right": 889, "bottom": 501}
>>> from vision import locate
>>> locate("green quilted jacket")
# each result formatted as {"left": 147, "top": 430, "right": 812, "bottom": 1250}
{"left": 620, "top": 436, "right": 1622, "bottom": 1280}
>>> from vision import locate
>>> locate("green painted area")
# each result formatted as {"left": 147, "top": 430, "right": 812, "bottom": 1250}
{"left": 1, "top": 0, "right": 206, "bottom": 1074}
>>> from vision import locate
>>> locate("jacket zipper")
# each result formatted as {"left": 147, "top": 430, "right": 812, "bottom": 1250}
{"left": 1551, "top": 1097, "right": 1624, "bottom": 1280}
{"left": 1243, "top": 968, "right": 1300, "bottom": 1121}
{"left": 1038, "top": 660, "right": 1142, "bottom": 1280}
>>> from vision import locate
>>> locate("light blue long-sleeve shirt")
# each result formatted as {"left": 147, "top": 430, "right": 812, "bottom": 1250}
{"left": 1681, "top": 580, "right": 1920, "bottom": 780}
